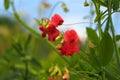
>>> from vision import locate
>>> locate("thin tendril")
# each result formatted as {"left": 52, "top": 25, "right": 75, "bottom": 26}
{"left": 61, "top": 22, "right": 97, "bottom": 26}
{"left": 48, "top": 1, "right": 64, "bottom": 18}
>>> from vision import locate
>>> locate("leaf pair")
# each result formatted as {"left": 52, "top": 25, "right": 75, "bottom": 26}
{"left": 87, "top": 28, "right": 114, "bottom": 67}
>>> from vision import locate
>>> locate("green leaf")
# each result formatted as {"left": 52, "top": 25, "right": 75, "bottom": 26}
{"left": 25, "top": 34, "right": 32, "bottom": 49}
{"left": 70, "top": 54, "right": 80, "bottom": 67}
{"left": 4, "top": 0, "right": 10, "bottom": 10}
{"left": 86, "top": 27, "right": 99, "bottom": 45}
{"left": 29, "top": 66, "right": 38, "bottom": 75}
{"left": 34, "top": 18, "right": 42, "bottom": 26}
{"left": 31, "top": 58, "right": 42, "bottom": 68}
{"left": 88, "top": 48, "right": 101, "bottom": 70}
{"left": 95, "top": 0, "right": 107, "bottom": 7}
{"left": 3, "top": 72, "right": 21, "bottom": 80}
{"left": 112, "top": 0, "right": 119, "bottom": 11}
{"left": 105, "top": 70, "right": 120, "bottom": 80}
{"left": 99, "top": 32, "right": 114, "bottom": 66}
{"left": 14, "top": 64, "right": 25, "bottom": 69}
{"left": 116, "top": 35, "right": 120, "bottom": 41}
{"left": 94, "top": 10, "right": 107, "bottom": 23}
{"left": 94, "top": 15, "right": 101, "bottom": 23}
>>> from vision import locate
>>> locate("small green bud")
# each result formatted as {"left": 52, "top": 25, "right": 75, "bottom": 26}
{"left": 61, "top": 3, "right": 69, "bottom": 12}
{"left": 42, "top": 18, "right": 50, "bottom": 27}
{"left": 84, "top": 1, "right": 89, "bottom": 7}
{"left": 39, "top": 20, "right": 43, "bottom": 26}
{"left": 55, "top": 34, "right": 62, "bottom": 41}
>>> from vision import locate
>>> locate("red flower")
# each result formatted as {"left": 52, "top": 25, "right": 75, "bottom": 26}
{"left": 39, "top": 23, "right": 60, "bottom": 41}
{"left": 59, "top": 42, "right": 79, "bottom": 56}
{"left": 39, "top": 14, "right": 64, "bottom": 41}
{"left": 47, "top": 23, "right": 60, "bottom": 41}
{"left": 51, "top": 14, "right": 64, "bottom": 26}
{"left": 49, "top": 76, "right": 54, "bottom": 80}
{"left": 64, "top": 30, "right": 80, "bottom": 43}
{"left": 58, "top": 29, "right": 81, "bottom": 56}
{"left": 39, "top": 26, "right": 47, "bottom": 38}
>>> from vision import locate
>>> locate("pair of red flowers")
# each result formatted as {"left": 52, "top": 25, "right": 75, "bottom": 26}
{"left": 39, "top": 14, "right": 81, "bottom": 56}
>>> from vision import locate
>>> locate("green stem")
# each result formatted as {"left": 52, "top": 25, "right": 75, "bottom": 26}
{"left": 62, "top": 22, "right": 96, "bottom": 26}
{"left": 46, "top": 40, "right": 70, "bottom": 64}
{"left": 101, "top": 17, "right": 108, "bottom": 27}
{"left": 107, "top": 0, "right": 120, "bottom": 67}
{"left": 92, "top": 0, "right": 102, "bottom": 40}
{"left": 24, "top": 61, "right": 28, "bottom": 80}
{"left": 110, "top": 18, "right": 120, "bottom": 67}
{"left": 101, "top": 68, "right": 105, "bottom": 80}
{"left": 11, "top": 1, "right": 41, "bottom": 37}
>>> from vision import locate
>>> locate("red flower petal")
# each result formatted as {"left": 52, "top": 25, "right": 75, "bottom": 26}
{"left": 48, "top": 29, "right": 60, "bottom": 41}
{"left": 64, "top": 30, "right": 80, "bottom": 43}
{"left": 51, "top": 14, "right": 64, "bottom": 26}
{"left": 42, "top": 32, "right": 46, "bottom": 38}
{"left": 59, "top": 42, "right": 79, "bottom": 56}
{"left": 45, "top": 23, "right": 60, "bottom": 41}
{"left": 49, "top": 76, "right": 54, "bottom": 80}
{"left": 47, "top": 23, "right": 56, "bottom": 31}
{"left": 39, "top": 26, "right": 47, "bottom": 38}
{"left": 39, "top": 26, "right": 45, "bottom": 31}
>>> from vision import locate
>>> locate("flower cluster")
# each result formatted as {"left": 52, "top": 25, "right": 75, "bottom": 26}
{"left": 49, "top": 65, "right": 69, "bottom": 80}
{"left": 39, "top": 14, "right": 81, "bottom": 56}
{"left": 58, "top": 30, "right": 81, "bottom": 56}
{"left": 39, "top": 14, "right": 63, "bottom": 41}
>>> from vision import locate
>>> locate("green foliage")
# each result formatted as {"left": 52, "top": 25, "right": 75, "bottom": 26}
{"left": 86, "top": 27, "right": 99, "bottom": 45}
{"left": 94, "top": 10, "right": 107, "bottom": 23}
{"left": 98, "top": 32, "right": 114, "bottom": 66}
{"left": 112, "top": 0, "right": 120, "bottom": 11}
{"left": 70, "top": 54, "right": 80, "bottom": 67}
{"left": 116, "top": 35, "right": 120, "bottom": 41}
{"left": 105, "top": 64, "right": 120, "bottom": 80}
{"left": 4, "top": 0, "right": 10, "bottom": 10}
{"left": 88, "top": 48, "right": 101, "bottom": 70}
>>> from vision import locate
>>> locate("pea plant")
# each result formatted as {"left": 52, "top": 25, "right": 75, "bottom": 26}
{"left": 1, "top": 0, "right": 120, "bottom": 80}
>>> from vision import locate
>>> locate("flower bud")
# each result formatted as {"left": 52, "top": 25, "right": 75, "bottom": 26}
{"left": 55, "top": 34, "right": 62, "bottom": 41}
{"left": 42, "top": 18, "right": 50, "bottom": 27}
{"left": 84, "top": 0, "right": 89, "bottom": 7}
{"left": 61, "top": 3, "right": 69, "bottom": 12}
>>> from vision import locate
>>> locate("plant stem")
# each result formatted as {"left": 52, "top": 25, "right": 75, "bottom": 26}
{"left": 92, "top": 0, "right": 102, "bottom": 40}
{"left": 110, "top": 18, "right": 120, "bottom": 67}
{"left": 11, "top": 1, "right": 41, "bottom": 37}
{"left": 107, "top": 0, "right": 120, "bottom": 67}
{"left": 24, "top": 61, "right": 29, "bottom": 80}
{"left": 101, "top": 68, "right": 105, "bottom": 80}
{"left": 62, "top": 22, "right": 96, "bottom": 26}
{"left": 46, "top": 39, "right": 70, "bottom": 64}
